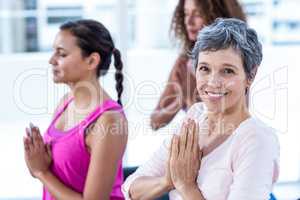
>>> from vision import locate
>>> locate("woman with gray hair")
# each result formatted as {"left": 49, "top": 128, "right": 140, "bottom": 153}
{"left": 122, "top": 18, "right": 279, "bottom": 200}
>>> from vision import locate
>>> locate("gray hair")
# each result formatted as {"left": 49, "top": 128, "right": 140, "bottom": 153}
{"left": 191, "top": 18, "right": 262, "bottom": 80}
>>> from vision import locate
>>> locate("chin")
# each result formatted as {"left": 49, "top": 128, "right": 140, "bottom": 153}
{"left": 202, "top": 98, "right": 229, "bottom": 113}
{"left": 188, "top": 34, "right": 197, "bottom": 42}
{"left": 53, "top": 78, "right": 62, "bottom": 84}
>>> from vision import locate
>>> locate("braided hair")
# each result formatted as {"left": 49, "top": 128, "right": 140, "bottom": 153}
{"left": 60, "top": 19, "right": 124, "bottom": 106}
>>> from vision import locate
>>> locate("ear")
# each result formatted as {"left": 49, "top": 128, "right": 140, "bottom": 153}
{"left": 86, "top": 52, "right": 101, "bottom": 70}
{"left": 246, "top": 65, "right": 259, "bottom": 87}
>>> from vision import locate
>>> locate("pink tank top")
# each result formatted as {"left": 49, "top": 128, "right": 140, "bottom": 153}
{"left": 43, "top": 97, "right": 125, "bottom": 200}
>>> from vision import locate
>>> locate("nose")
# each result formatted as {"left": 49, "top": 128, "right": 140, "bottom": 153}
{"left": 185, "top": 14, "right": 194, "bottom": 26}
{"left": 207, "top": 72, "right": 223, "bottom": 88}
{"left": 49, "top": 53, "right": 57, "bottom": 66}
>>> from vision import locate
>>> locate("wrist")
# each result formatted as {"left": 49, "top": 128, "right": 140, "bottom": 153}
{"left": 160, "top": 176, "right": 174, "bottom": 192}
{"left": 34, "top": 169, "right": 50, "bottom": 180}
{"left": 178, "top": 183, "right": 200, "bottom": 198}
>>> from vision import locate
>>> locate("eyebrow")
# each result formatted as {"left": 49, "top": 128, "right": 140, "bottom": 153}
{"left": 197, "top": 62, "right": 209, "bottom": 66}
{"left": 184, "top": 9, "right": 200, "bottom": 13}
{"left": 221, "top": 63, "right": 238, "bottom": 70}
{"left": 53, "top": 46, "right": 67, "bottom": 52}
{"left": 198, "top": 62, "right": 239, "bottom": 69}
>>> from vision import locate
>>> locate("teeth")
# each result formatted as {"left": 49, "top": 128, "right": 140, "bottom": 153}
{"left": 206, "top": 91, "right": 227, "bottom": 97}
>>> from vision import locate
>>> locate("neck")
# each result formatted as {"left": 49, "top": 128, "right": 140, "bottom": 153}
{"left": 206, "top": 100, "right": 250, "bottom": 135}
{"left": 68, "top": 78, "right": 105, "bottom": 112}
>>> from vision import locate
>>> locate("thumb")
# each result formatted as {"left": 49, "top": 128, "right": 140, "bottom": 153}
{"left": 199, "top": 148, "right": 203, "bottom": 159}
{"left": 167, "top": 137, "right": 173, "bottom": 170}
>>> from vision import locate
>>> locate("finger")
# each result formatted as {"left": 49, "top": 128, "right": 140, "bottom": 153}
{"left": 169, "top": 136, "right": 173, "bottom": 161}
{"left": 25, "top": 128, "right": 33, "bottom": 143}
{"left": 199, "top": 149, "right": 203, "bottom": 159}
{"left": 29, "top": 122, "right": 34, "bottom": 131}
{"left": 193, "top": 121, "right": 200, "bottom": 155}
{"left": 30, "top": 124, "right": 38, "bottom": 146}
{"left": 34, "top": 126, "right": 44, "bottom": 147}
{"left": 33, "top": 131, "right": 42, "bottom": 149}
{"left": 199, "top": 149, "right": 203, "bottom": 166}
{"left": 171, "top": 135, "right": 179, "bottom": 159}
{"left": 179, "top": 121, "right": 188, "bottom": 156}
{"left": 31, "top": 124, "right": 41, "bottom": 148}
{"left": 168, "top": 136, "right": 174, "bottom": 173}
{"left": 187, "top": 120, "right": 195, "bottom": 151}
{"left": 23, "top": 136, "right": 30, "bottom": 152}
{"left": 24, "top": 135, "right": 33, "bottom": 153}
{"left": 29, "top": 122, "right": 35, "bottom": 136}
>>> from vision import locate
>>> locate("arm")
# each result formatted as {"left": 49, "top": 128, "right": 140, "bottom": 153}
{"left": 81, "top": 111, "right": 127, "bottom": 200}
{"left": 129, "top": 176, "right": 172, "bottom": 200}
{"left": 25, "top": 111, "right": 128, "bottom": 200}
{"left": 227, "top": 130, "right": 279, "bottom": 200}
{"left": 150, "top": 99, "right": 183, "bottom": 130}
{"left": 150, "top": 57, "right": 186, "bottom": 130}
{"left": 122, "top": 137, "right": 173, "bottom": 199}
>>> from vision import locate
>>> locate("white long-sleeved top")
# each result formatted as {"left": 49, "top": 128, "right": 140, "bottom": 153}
{"left": 122, "top": 103, "right": 280, "bottom": 200}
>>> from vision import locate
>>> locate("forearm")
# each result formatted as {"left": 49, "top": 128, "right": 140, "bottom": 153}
{"left": 37, "top": 170, "right": 83, "bottom": 200}
{"left": 129, "top": 176, "right": 172, "bottom": 200}
{"left": 150, "top": 100, "right": 182, "bottom": 130}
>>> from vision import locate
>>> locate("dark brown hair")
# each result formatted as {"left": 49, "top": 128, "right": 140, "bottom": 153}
{"left": 60, "top": 19, "right": 124, "bottom": 106}
{"left": 170, "top": 0, "right": 246, "bottom": 53}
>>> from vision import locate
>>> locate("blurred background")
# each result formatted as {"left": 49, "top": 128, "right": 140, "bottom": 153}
{"left": 0, "top": 0, "right": 299, "bottom": 199}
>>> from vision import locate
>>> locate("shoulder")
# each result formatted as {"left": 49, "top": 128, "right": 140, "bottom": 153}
{"left": 238, "top": 118, "right": 278, "bottom": 144}
{"left": 233, "top": 117, "right": 280, "bottom": 159}
{"left": 99, "top": 109, "right": 127, "bottom": 129}
{"left": 88, "top": 108, "right": 128, "bottom": 142}
{"left": 172, "top": 54, "right": 188, "bottom": 70}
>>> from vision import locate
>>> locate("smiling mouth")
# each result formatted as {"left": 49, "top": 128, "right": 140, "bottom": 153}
{"left": 205, "top": 91, "right": 228, "bottom": 97}
{"left": 188, "top": 30, "right": 198, "bottom": 34}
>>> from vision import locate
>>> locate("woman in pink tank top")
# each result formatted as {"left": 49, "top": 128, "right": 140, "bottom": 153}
{"left": 23, "top": 19, "right": 127, "bottom": 200}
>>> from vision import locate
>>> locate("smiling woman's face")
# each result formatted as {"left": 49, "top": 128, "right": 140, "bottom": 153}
{"left": 195, "top": 47, "right": 249, "bottom": 113}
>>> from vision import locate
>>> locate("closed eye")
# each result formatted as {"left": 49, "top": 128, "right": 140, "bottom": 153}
{"left": 59, "top": 53, "right": 67, "bottom": 57}
{"left": 56, "top": 51, "right": 67, "bottom": 58}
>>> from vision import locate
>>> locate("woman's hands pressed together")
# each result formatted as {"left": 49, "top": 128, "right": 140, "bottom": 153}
{"left": 167, "top": 119, "right": 203, "bottom": 197}
{"left": 23, "top": 123, "right": 52, "bottom": 179}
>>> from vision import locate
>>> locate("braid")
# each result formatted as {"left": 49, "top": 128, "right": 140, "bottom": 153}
{"left": 112, "top": 48, "right": 124, "bottom": 106}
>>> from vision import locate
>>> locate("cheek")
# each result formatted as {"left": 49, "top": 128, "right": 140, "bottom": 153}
{"left": 224, "top": 80, "right": 237, "bottom": 88}
{"left": 195, "top": 18, "right": 204, "bottom": 29}
{"left": 60, "top": 58, "right": 79, "bottom": 71}
{"left": 195, "top": 74, "right": 206, "bottom": 91}
{"left": 225, "top": 78, "right": 247, "bottom": 94}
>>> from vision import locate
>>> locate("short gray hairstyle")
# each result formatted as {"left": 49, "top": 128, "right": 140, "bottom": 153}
{"left": 191, "top": 18, "right": 262, "bottom": 80}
